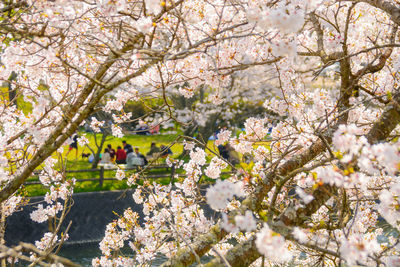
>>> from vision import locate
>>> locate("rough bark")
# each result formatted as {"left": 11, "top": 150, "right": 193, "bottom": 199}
{"left": 203, "top": 237, "right": 260, "bottom": 267}
{"left": 207, "top": 90, "right": 400, "bottom": 267}
{"left": 160, "top": 225, "right": 227, "bottom": 267}
{"left": 366, "top": 90, "right": 400, "bottom": 143}
{"left": 278, "top": 184, "right": 337, "bottom": 227}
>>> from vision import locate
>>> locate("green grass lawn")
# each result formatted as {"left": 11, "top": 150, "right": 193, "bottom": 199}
{"left": 22, "top": 130, "right": 251, "bottom": 197}
{"left": 24, "top": 132, "right": 220, "bottom": 196}
{"left": 23, "top": 132, "right": 269, "bottom": 197}
{"left": 22, "top": 130, "right": 270, "bottom": 197}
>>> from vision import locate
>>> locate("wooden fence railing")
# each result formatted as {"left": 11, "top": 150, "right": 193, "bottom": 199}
{"left": 24, "top": 164, "right": 180, "bottom": 188}
{"left": 24, "top": 164, "right": 233, "bottom": 189}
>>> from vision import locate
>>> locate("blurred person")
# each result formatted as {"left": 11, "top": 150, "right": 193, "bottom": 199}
{"left": 147, "top": 142, "right": 160, "bottom": 157}
{"left": 135, "top": 147, "right": 148, "bottom": 165}
{"left": 218, "top": 144, "right": 229, "bottom": 161}
{"left": 66, "top": 133, "right": 79, "bottom": 159}
{"left": 115, "top": 146, "right": 127, "bottom": 164}
{"left": 122, "top": 140, "right": 133, "bottom": 154}
{"left": 107, "top": 144, "right": 116, "bottom": 161}
{"left": 226, "top": 143, "right": 240, "bottom": 165}
{"left": 100, "top": 148, "right": 112, "bottom": 164}
{"left": 160, "top": 145, "right": 173, "bottom": 158}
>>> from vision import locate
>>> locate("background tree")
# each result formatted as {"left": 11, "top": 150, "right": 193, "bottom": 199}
{"left": 0, "top": 0, "right": 400, "bottom": 266}
{"left": 84, "top": 111, "right": 114, "bottom": 169}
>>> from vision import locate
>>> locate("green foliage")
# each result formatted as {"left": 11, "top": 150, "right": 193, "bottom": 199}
{"left": 0, "top": 85, "right": 33, "bottom": 114}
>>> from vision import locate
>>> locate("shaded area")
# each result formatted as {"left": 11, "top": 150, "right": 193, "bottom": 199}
{"left": 5, "top": 190, "right": 140, "bottom": 246}
{"left": 6, "top": 187, "right": 217, "bottom": 246}
{"left": 5, "top": 187, "right": 218, "bottom": 265}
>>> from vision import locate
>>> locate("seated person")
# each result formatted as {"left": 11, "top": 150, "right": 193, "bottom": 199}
{"left": 218, "top": 144, "right": 229, "bottom": 161}
{"left": 137, "top": 125, "right": 150, "bottom": 135}
{"left": 126, "top": 151, "right": 136, "bottom": 168}
{"left": 100, "top": 148, "right": 112, "bottom": 164}
{"left": 149, "top": 124, "right": 160, "bottom": 135}
{"left": 147, "top": 142, "right": 160, "bottom": 157}
{"left": 160, "top": 145, "right": 173, "bottom": 158}
{"left": 136, "top": 120, "right": 150, "bottom": 135}
{"left": 107, "top": 144, "right": 116, "bottom": 161}
{"left": 122, "top": 140, "right": 133, "bottom": 153}
{"left": 135, "top": 147, "right": 148, "bottom": 165}
{"left": 115, "top": 146, "right": 127, "bottom": 164}
{"left": 67, "top": 134, "right": 79, "bottom": 158}
{"left": 88, "top": 153, "right": 95, "bottom": 163}
{"left": 126, "top": 150, "right": 144, "bottom": 168}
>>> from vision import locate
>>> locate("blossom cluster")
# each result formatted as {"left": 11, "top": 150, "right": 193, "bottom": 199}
{"left": 96, "top": 181, "right": 213, "bottom": 264}
{"left": 256, "top": 224, "right": 292, "bottom": 263}
{"left": 204, "top": 157, "right": 227, "bottom": 179}
{"left": 247, "top": 2, "right": 305, "bottom": 34}
{"left": 30, "top": 179, "right": 75, "bottom": 223}
{"left": 206, "top": 179, "right": 244, "bottom": 210}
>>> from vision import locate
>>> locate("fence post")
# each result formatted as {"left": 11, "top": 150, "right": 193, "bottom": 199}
{"left": 170, "top": 164, "right": 175, "bottom": 184}
{"left": 99, "top": 167, "right": 104, "bottom": 188}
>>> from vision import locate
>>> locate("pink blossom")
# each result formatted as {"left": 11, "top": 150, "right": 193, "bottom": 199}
{"left": 221, "top": 213, "right": 239, "bottom": 233}
{"left": 215, "top": 129, "right": 231, "bottom": 146}
{"left": 115, "top": 169, "right": 125, "bottom": 181}
{"left": 256, "top": 224, "right": 292, "bottom": 263}
{"left": 144, "top": 0, "right": 162, "bottom": 14}
{"left": 111, "top": 124, "right": 124, "bottom": 138}
{"left": 292, "top": 227, "right": 309, "bottom": 243}
{"left": 206, "top": 179, "right": 244, "bottom": 210}
{"left": 35, "top": 232, "right": 57, "bottom": 251}
{"left": 90, "top": 117, "right": 104, "bottom": 133}
{"left": 234, "top": 210, "right": 257, "bottom": 232}
{"left": 136, "top": 17, "right": 153, "bottom": 34}
{"left": 182, "top": 140, "right": 195, "bottom": 151}
{"left": 189, "top": 148, "right": 207, "bottom": 166}
{"left": 204, "top": 157, "right": 227, "bottom": 179}
{"left": 295, "top": 186, "right": 314, "bottom": 204}
{"left": 3, "top": 196, "right": 23, "bottom": 217}
{"left": 340, "top": 234, "right": 380, "bottom": 266}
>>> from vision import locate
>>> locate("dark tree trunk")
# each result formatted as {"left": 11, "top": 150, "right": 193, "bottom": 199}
{"left": 197, "top": 113, "right": 219, "bottom": 143}
{"left": 7, "top": 71, "right": 18, "bottom": 108}
{"left": 91, "top": 132, "right": 108, "bottom": 169}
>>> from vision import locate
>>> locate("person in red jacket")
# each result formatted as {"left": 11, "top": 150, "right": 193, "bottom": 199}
{"left": 115, "top": 146, "right": 127, "bottom": 164}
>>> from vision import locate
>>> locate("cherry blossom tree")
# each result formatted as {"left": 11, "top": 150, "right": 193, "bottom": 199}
{"left": 170, "top": 81, "right": 278, "bottom": 142}
{"left": 1, "top": 0, "right": 400, "bottom": 266}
